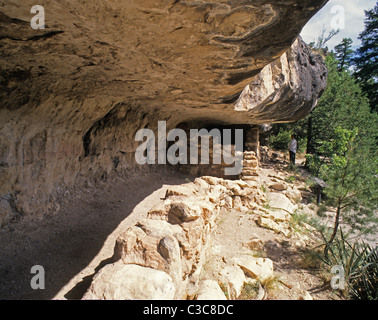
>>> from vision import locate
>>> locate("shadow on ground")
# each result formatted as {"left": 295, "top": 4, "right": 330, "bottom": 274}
{"left": 0, "top": 168, "right": 190, "bottom": 300}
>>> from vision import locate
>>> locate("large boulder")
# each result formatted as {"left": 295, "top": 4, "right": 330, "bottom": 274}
{"left": 83, "top": 262, "right": 176, "bottom": 300}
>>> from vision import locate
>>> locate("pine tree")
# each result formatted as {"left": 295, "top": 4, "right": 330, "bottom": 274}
{"left": 334, "top": 38, "right": 354, "bottom": 72}
{"left": 318, "top": 128, "right": 378, "bottom": 245}
{"left": 304, "top": 54, "right": 378, "bottom": 245}
{"left": 307, "top": 54, "right": 377, "bottom": 156}
{"left": 353, "top": 2, "right": 378, "bottom": 112}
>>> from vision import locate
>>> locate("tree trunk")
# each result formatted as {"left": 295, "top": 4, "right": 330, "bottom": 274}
{"left": 305, "top": 115, "right": 313, "bottom": 168}
{"left": 329, "top": 203, "right": 341, "bottom": 244}
{"left": 324, "top": 202, "right": 341, "bottom": 257}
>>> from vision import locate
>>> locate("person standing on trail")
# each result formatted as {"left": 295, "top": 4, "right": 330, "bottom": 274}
{"left": 288, "top": 134, "right": 297, "bottom": 166}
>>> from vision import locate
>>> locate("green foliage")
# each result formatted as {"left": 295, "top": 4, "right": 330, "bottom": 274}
{"left": 268, "top": 129, "right": 291, "bottom": 151}
{"left": 268, "top": 25, "right": 378, "bottom": 253}
{"left": 309, "top": 127, "right": 378, "bottom": 240}
{"left": 317, "top": 203, "right": 328, "bottom": 217}
{"left": 334, "top": 37, "right": 354, "bottom": 71}
{"left": 290, "top": 211, "right": 310, "bottom": 233}
{"left": 308, "top": 54, "right": 377, "bottom": 155}
{"left": 284, "top": 176, "right": 296, "bottom": 184}
{"left": 353, "top": 2, "right": 378, "bottom": 112}
{"left": 305, "top": 153, "right": 323, "bottom": 175}
{"left": 239, "top": 281, "right": 260, "bottom": 300}
{"left": 348, "top": 244, "right": 378, "bottom": 300}
{"left": 319, "top": 231, "right": 378, "bottom": 300}
{"left": 297, "top": 25, "right": 378, "bottom": 300}
{"left": 268, "top": 118, "right": 307, "bottom": 152}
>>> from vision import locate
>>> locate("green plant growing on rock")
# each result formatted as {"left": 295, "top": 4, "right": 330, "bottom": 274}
{"left": 238, "top": 281, "right": 260, "bottom": 300}
{"left": 261, "top": 276, "right": 282, "bottom": 299}
{"left": 285, "top": 176, "right": 296, "bottom": 184}
{"left": 290, "top": 211, "right": 309, "bottom": 233}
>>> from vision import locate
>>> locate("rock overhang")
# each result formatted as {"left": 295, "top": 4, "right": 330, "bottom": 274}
{"left": 0, "top": 0, "right": 329, "bottom": 221}
{"left": 1, "top": 0, "right": 328, "bottom": 125}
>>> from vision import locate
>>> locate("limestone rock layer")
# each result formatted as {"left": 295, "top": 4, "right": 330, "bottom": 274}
{"left": 0, "top": 1, "right": 328, "bottom": 223}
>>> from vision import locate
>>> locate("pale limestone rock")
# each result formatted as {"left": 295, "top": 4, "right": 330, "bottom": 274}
{"left": 243, "top": 160, "right": 258, "bottom": 168}
{"left": 176, "top": 218, "right": 206, "bottom": 254}
{"left": 233, "top": 256, "right": 274, "bottom": 283}
{"left": 158, "top": 236, "right": 183, "bottom": 287}
{"left": 257, "top": 216, "right": 280, "bottom": 233}
{"left": 229, "top": 184, "right": 243, "bottom": 197}
{"left": 165, "top": 185, "right": 196, "bottom": 198}
{"left": 83, "top": 262, "right": 175, "bottom": 300}
{"left": 244, "top": 153, "right": 258, "bottom": 161}
{"left": 260, "top": 208, "right": 291, "bottom": 222}
{"left": 168, "top": 200, "right": 202, "bottom": 224}
{"left": 114, "top": 219, "right": 186, "bottom": 281}
{"left": 268, "top": 173, "right": 286, "bottom": 181}
{"left": 115, "top": 225, "right": 167, "bottom": 270}
{"left": 218, "top": 265, "right": 246, "bottom": 299}
{"left": 193, "top": 178, "right": 210, "bottom": 191}
{"left": 196, "top": 280, "right": 227, "bottom": 300}
{"left": 208, "top": 184, "right": 228, "bottom": 204}
{"left": 147, "top": 200, "right": 172, "bottom": 221}
{"left": 235, "top": 180, "right": 249, "bottom": 189}
{"left": 266, "top": 192, "right": 297, "bottom": 214}
{"left": 257, "top": 216, "right": 291, "bottom": 237}
{"left": 283, "top": 187, "right": 302, "bottom": 204}
{"left": 232, "top": 196, "right": 243, "bottom": 210}
{"left": 245, "top": 180, "right": 259, "bottom": 189}
{"left": 136, "top": 218, "right": 183, "bottom": 238}
{"left": 241, "top": 173, "right": 259, "bottom": 179}
{"left": 224, "top": 196, "right": 233, "bottom": 209}
{"left": 269, "top": 183, "right": 288, "bottom": 191}
{"left": 201, "top": 176, "right": 224, "bottom": 186}
{"left": 300, "top": 221, "right": 317, "bottom": 232}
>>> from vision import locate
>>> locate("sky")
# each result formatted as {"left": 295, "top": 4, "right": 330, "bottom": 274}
{"left": 300, "top": 0, "right": 377, "bottom": 51}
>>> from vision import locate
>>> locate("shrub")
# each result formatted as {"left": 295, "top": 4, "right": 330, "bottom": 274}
{"left": 319, "top": 231, "right": 378, "bottom": 300}
{"left": 268, "top": 130, "right": 291, "bottom": 151}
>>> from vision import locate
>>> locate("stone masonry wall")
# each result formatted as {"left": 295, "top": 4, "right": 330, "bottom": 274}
{"left": 83, "top": 176, "right": 266, "bottom": 300}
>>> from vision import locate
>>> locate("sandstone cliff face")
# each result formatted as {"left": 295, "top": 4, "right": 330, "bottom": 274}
{"left": 0, "top": 1, "right": 328, "bottom": 225}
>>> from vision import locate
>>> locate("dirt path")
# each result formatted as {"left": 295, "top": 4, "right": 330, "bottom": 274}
{"left": 202, "top": 198, "right": 337, "bottom": 300}
{"left": 0, "top": 168, "right": 190, "bottom": 300}
{"left": 198, "top": 164, "right": 342, "bottom": 300}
